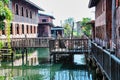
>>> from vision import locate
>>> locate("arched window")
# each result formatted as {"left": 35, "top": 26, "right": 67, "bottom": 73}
{"left": 22, "top": 24, "right": 24, "bottom": 34}
{"left": 26, "top": 9, "right": 28, "bottom": 17}
{"left": 21, "top": 7, "right": 24, "bottom": 16}
{"left": 30, "top": 11, "right": 32, "bottom": 18}
{"left": 15, "top": 4, "right": 19, "bottom": 15}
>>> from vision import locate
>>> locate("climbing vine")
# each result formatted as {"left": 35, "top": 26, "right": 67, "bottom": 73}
{"left": 0, "top": 0, "right": 13, "bottom": 51}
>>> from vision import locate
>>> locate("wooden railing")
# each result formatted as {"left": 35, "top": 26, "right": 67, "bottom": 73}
{"left": 49, "top": 39, "right": 91, "bottom": 53}
{"left": 0, "top": 38, "right": 51, "bottom": 48}
{"left": 91, "top": 42, "right": 120, "bottom": 80}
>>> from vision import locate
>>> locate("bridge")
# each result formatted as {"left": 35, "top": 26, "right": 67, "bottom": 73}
{"left": 0, "top": 37, "right": 120, "bottom": 80}
{"left": 49, "top": 38, "right": 91, "bottom": 63}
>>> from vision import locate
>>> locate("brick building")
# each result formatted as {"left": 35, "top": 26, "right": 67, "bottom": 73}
{"left": 0, "top": 0, "right": 44, "bottom": 38}
{"left": 38, "top": 13, "right": 55, "bottom": 37}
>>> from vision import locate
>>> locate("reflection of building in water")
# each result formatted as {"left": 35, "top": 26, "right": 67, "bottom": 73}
{"left": 51, "top": 26, "right": 64, "bottom": 39}
{"left": 13, "top": 51, "right": 39, "bottom": 66}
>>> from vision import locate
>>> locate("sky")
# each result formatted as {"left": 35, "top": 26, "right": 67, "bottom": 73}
{"left": 30, "top": 0, "right": 95, "bottom": 26}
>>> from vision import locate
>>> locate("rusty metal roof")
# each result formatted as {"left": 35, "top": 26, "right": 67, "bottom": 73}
{"left": 88, "top": 0, "right": 100, "bottom": 8}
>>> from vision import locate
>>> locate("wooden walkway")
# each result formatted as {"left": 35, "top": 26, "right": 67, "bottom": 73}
{"left": 0, "top": 37, "right": 51, "bottom": 48}
{"left": 49, "top": 39, "right": 91, "bottom": 54}
{"left": 49, "top": 39, "right": 91, "bottom": 63}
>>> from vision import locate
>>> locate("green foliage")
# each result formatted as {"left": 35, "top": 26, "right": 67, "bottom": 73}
{"left": 64, "top": 23, "right": 72, "bottom": 37}
{"left": 0, "top": 0, "right": 12, "bottom": 51}
{"left": 64, "top": 17, "right": 74, "bottom": 27}
{"left": 4, "top": 6, "right": 12, "bottom": 20}
{"left": 0, "top": 0, "right": 12, "bottom": 30}
{"left": 80, "top": 18, "right": 92, "bottom": 37}
{"left": 63, "top": 17, "right": 74, "bottom": 37}
{"left": 2, "top": 0, "right": 9, "bottom": 4}
{"left": 0, "top": 40, "right": 4, "bottom": 49}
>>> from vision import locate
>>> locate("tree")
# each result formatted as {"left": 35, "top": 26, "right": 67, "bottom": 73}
{"left": 63, "top": 17, "right": 74, "bottom": 38}
{"left": 80, "top": 18, "right": 92, "bottom": 37}
{"left": 0, "top": 0, "right": 12, "bottom": 49}
{"left": 64, "top": 23, "right": 72, "bottom": 37}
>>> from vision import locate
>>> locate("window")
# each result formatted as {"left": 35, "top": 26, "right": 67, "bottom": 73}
{"left": 22, "top": 24, "right": 24, "bottom": 34}
{"left": 117, "top": 0, "right": 120, "bottom": 7}
{"left": 26, "top": 25, "right": 29, "bottom": 33}
{"left": 34, "top": 26, "right": 36, "bottom": 33}
{"left": 30, "top": 26, "right": 32, "bottom": 33}
{"left": 10, "top": 23, "right": 13, "bottom": 34}
{"left": 30, "top": 11, "right": 32, "bottom": 18}
{"left": 26, "top": 9, "right": 28, "bottom": 17}
{"left": 119, "top": 27, "right": 120, "bottom": 37}
{"left": 21, "top": 7, "right": 24, "bottom": 16}
{"left": 15, "top": 4, "right": 19, "bottom": 15}
{"left": 2, "top": 30, "right": 5, "bottom": 35}
{"left": 16, "top": 24, "right": 19, "bottom": 34}
{"left": 42, "top": 19, "right": 47, "bottom": 22}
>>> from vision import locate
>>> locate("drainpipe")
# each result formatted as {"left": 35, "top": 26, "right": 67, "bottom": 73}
{"left": 111, "top": 0, "right": 116, "bottom": 53}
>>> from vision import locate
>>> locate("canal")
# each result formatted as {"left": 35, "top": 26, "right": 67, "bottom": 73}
{"left": 0, "top": 48, "right": 96, "bottom": 80}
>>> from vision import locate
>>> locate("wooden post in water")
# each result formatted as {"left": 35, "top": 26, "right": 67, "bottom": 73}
{"left": 53, "top": 54, "right": 56, "bottom": 63}
{"left": 25, "top": 48, "right": 28, "bottom": 65}
{"left": 22, "top": 48, "right": 24, "bottom": 65}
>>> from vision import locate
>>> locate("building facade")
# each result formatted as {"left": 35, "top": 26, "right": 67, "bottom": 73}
{"left": 38, "top": 13, "right": 55, "bottom": 37}
{"left": 51, "top": 26, "right": 64, "bottom": 39}
{"left": 89, "top": 0, "right": 112, "bottom": 49}
{"left": 89, "top": 0, "right": 120, "bottom": 57}
{"left": 0, "top": 0, "right": 44, "bottom": 38}
{"left": 116, "top": 0, "right": 120, "bottom": 57}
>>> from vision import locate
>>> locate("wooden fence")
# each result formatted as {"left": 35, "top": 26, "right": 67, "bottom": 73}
{"left": 0, "top": 38, "right": 51, "bottom": 48}
{"left": 49, "top": 39, "right": 91, "bottom": 54}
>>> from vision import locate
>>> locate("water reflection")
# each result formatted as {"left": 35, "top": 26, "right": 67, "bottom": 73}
{"left": 0, "top": 48, "right": 94, "bottom": 80}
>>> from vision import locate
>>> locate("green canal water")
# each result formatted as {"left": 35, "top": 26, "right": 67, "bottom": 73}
{"left": 0, "top": 48, "right": 95, "bottom": 80}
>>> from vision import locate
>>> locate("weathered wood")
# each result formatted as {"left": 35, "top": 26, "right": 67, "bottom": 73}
{"left": 91, "top": 42, "right": 120, "bottom": 80}
{"left": 49, "top": 39, "right": 91, "bottom": 63}
{"left": 49, "top": 39, "right": 90, "bottom": 54}
{"left": 0, "top": 37, "right": 51, "bottom": 48}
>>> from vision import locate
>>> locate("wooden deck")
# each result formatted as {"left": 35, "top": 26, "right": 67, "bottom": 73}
{"left": 50, "top": 49, "right": 90, "bottom": 54}
{"left": 49, "top": 39, "right": 91, "bottom": 63}
{"left": 49, "top": 39, "right": 91, "bottom": 54}
{"left": 0, "top": 37, "right": 51, "bottom": 48}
